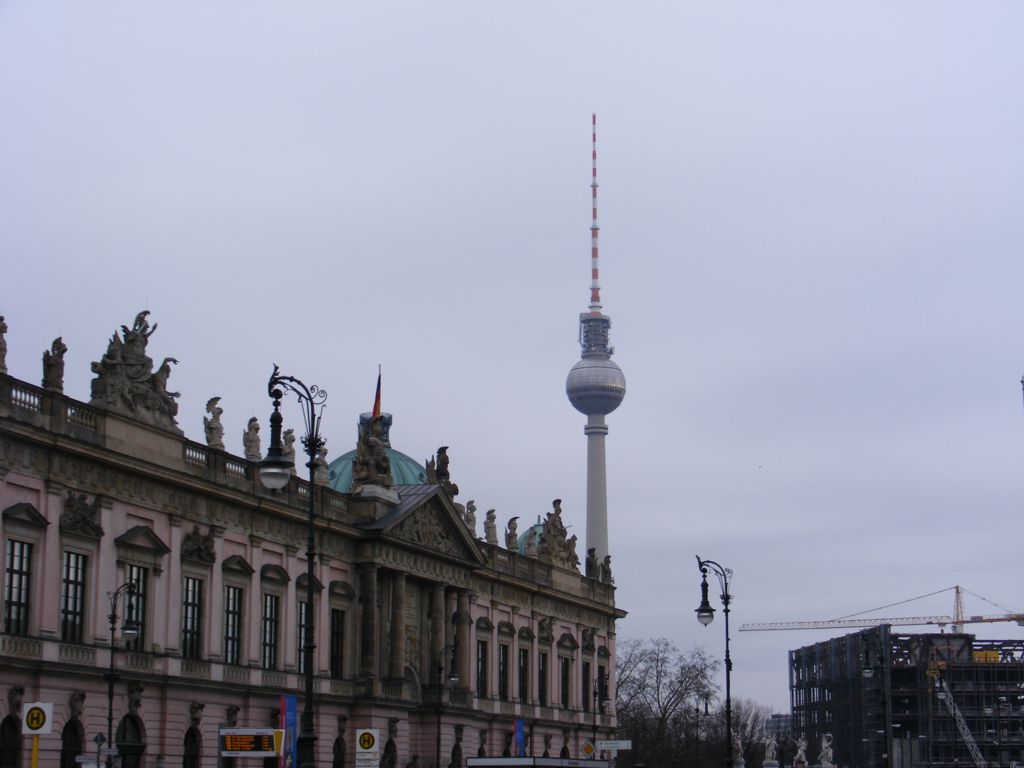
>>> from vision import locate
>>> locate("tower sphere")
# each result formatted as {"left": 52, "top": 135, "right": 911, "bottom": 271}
{"left": 566, "top": 356, "right": 626, "bottom": 416}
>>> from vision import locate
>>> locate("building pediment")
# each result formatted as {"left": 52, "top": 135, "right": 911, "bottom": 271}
{"left": 2, "top": 502, "right": 49, "bottom": 529}
{"left": 365, "top": 484, "right": 485, "bottom": 565}
{"left": 115, "top": 525, "right": 171, "bottom": 555}
{"left": 221, "top": 554, "right": 254, "bottom": 576}
{"left": 115, "top": 524, "right": 170, "bottom": 574}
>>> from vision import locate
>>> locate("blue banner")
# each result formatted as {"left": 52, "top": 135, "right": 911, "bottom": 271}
{"left": 514, "top": 719, "right": 525, "bottom": 757}
{"left": 279, "top": 695, "right": 297, "bottom": 768}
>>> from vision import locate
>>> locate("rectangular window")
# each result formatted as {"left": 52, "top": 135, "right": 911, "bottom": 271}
{"left": 498, "top": 643, "right": 510, "bottom": 701}
{"left": 538, "top": 651, "right": 548, "bottom": 707}
{"left": 297, "top": 600, "right": 310, "bottom": 674}
{"left": 223, "top": 585, "right": 243, "bottom": 665}
{"left": 181, "top": 576, "right": 203, "bottom": 659}
{"left": 560, "top": 656, "right": 571, "bottom": 708}
{"left": 262, "top": 593, "right": 279, "bottom": 670}
{"left": 61, "top": 551, "right": 88, "bottom": 643}
{"left": 597, "top": 663, "right": 608, "bottom": 713}
{"left": 476, "top": 639, "right": 489, "bottom": 698}
{"left": 124, "top": 565, "right": 147, "bottom": 652}
{"left": 330, "top": 609, "right": 345, "bottom": 679}
{"left": 582, "top": 660, "right": 591, "bottom": 713}
{"left": 518, "top": 648, "right": 529, "bottom": 702}
{"left": 3, "top": 540, "right": 32, "bottom": 636}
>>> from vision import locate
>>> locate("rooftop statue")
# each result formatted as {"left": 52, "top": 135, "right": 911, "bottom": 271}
{"left": 505, "top": 516, "right": 519, "bottom": 550}
{"left": 88, "top": 311, "right": 182, "bottom": 434}
{"left": 484, "top": 509, "right": 498, "bottom": 545}
{"left": 313, "top": 442, "right": 329, "bottom": 485}
{"left": 203, "top": 397, "right": 225, "bottom": 450}
{"left": 435, "top": 446, "right": 459, "bottom": 499}
{"left": 243, "top": 417, "right": 261, "bottom": 461}
{"left": 42, "top": 337, "right": 67, "bottom": 393}
{"left": 0, "top": 315, "right": 7, "bottom": 374}
{"left": 282, "top": 428, "right": 297, "bottom": 474}
{"left": 464, "top": 500, "right": 477, "bottom": 537}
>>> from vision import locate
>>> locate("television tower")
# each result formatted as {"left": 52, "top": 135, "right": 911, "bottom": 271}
{"left": 565, "top": 114, "right": 626, "bottom": 564}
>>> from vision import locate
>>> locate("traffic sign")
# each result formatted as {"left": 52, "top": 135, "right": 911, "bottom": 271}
{"left": 356, "top": 729, "right": 380, "bottom": 768}
{"left": 21, "top": 703, "right": 53, "bottom": 735}
{"left": 597, "top": 740, "right": 632, "bottom": 751}
{"left": 580, "top": 740, "right": 596, "bottom": 759}
{"left": 100, "top": 749, "right": 119, "bottom": 757}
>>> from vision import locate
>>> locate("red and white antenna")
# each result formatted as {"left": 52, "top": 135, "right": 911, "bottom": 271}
{"left": 589, "top": 113, "right": 602, "bottom": 315}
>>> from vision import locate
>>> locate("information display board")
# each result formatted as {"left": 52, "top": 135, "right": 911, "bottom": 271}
{"left": 219, "top": 728, "right": 283, "bottom": 758}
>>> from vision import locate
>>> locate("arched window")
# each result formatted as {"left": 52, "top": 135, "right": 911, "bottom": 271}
{"left": 60, "top": 720, "right": 85, "bottom": 768}
{"left": 183, "top": 727, "right": 201, "bottom": 768}
{"left": 115, "top": 714, "right": 146, "bottom": 768}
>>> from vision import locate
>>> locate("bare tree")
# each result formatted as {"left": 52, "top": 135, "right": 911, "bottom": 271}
{"left": 615, "top": 638, "right": 718, "bottom": 768}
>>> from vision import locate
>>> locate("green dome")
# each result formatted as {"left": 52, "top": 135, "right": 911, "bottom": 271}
{"left": 328, "top": 447, "right": 428, "bottom": 492}
{"left": 327, "top": 412, "right": 428, "bottom": 492}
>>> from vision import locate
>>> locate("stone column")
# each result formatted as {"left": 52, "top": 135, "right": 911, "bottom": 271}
{"left": 358, "top": 563, "right": 379, "bottom": 678}
{"left": 455, "top": 590, "right": 472, "bottom": 688}
{"left": 388, "top": 571, "right": 406, "bottom": 679}
{"left": 430, "top": 584, "right": 446, "bottom": 670}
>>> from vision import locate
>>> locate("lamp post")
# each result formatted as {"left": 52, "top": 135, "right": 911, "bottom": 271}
{"left": 105, "top": 581, "right": 139, "bottom": 768}
{"left": 695, "top": 556, "right": 734, "bottom": 768}
{"left": 259, "top": 365, "right": 327, "bottom": 768}
{"left": 435, "top": 644, "right": 459, "bottom": 768}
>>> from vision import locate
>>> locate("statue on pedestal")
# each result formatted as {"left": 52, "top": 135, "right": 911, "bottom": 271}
{"left": 243, "top": 417, "right": 261, "bottom": 461}
{"left": 203, "top": 397, "right": 225, "bottom": 450}
{"left": 42, "top": 337, "right": 67, "bottom": 392}
{"left": 817, "top": 734, "right": 833, "bottom": 768}
{"left": 484, "top": 509, "right": 498, "bottom": 545}
{"left": 0, "top": 315, "right": 8, "bottom": 374}
{"left": 88, "top": 311, "right": 182, "bottom": 434}
{"left": 505, "top": 517, "right": 519, "bottom": 550}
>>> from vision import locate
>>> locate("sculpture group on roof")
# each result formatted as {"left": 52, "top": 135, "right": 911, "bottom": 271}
{"left": 88, "top": 311, "right": 182, "bottom": 434}
{"left": 352, "top": 414, "right": 393, "bottom": 491}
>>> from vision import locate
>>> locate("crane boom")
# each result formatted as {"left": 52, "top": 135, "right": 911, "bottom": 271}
{"left": 739, "top": 613, "right": 1024, "bottom": 632}
{"left": 740, "top": 616, "right": 953, "bottom": 632}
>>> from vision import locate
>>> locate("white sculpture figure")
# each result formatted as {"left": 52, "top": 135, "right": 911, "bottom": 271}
{"left": 764, "top": 734, "right": 778, "bottom": 763}
{"left": 465, "top": 500, "right": 477, "bottom": 536}
{"left": 817, "top": 734, "right": 833, "bottom": 768}
{"left": 792, "top": 737, "right": 808, "bottom": 766}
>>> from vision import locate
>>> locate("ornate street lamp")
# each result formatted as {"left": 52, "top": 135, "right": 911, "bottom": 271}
{"left": 435, "top": 644, "right": 459, "bottom": 768}
{"left": 105, "top": 582, "right": 139, "bottom": 768}
{"left": 259, "top": 365, "right": 327, "bottom": 768}
{"left": 695, "top": 556, "right": 734, "bottom": 767}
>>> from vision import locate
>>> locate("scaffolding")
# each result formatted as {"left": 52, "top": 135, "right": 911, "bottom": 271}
{"left": 789, "top": 627, "right": 1024, "bottom": 768}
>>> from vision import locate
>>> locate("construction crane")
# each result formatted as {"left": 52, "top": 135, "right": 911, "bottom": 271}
{"left": 739, "top": 585, "right": 1024, "bottom": 633}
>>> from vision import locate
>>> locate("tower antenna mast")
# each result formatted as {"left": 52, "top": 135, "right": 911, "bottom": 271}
{"left": 590, "top": 113, "right": 602, "bottom": 315}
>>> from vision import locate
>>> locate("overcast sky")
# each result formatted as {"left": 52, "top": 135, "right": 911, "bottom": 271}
{"left": 3, "top": 2, "right": 1024, "bottom": 712}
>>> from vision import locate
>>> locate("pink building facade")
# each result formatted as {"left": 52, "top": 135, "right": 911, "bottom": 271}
{"left": 0, "top": 318, "right": 622, "bottom": 768}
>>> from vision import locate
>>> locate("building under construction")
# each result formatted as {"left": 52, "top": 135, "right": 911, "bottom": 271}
{"left": 790, "top": 626, "right": 1024, "bottom": 768}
